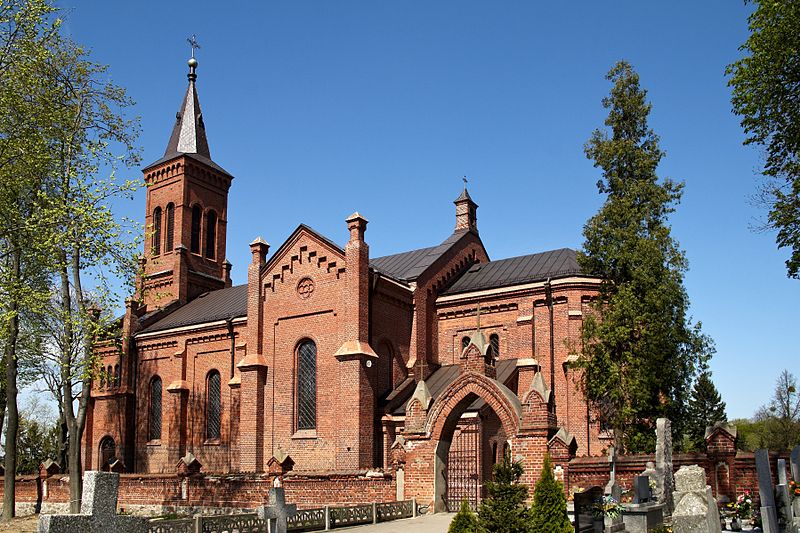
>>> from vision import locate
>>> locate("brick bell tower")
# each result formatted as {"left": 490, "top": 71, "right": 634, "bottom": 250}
{"left": 139, "top": 54, "right": 233, "bottom": 309}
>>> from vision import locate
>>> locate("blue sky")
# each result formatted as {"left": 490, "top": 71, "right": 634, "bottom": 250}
{"left": 58, "top": 1, "right": 795, "bottom": 420}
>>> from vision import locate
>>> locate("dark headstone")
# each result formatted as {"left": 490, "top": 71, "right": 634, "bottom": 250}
{"left": 573, "top": 486, "right": 604, "bottom": 533}
{"left": 791, "top": 445, "right": 800, "bottom": 483}
{"left": 633, "top": 475, "right": 651, "bottom": 504}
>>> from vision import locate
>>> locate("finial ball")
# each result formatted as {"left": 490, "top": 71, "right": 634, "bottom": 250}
{"left": 187, "top": 57, "right": 198, "bottom": 68}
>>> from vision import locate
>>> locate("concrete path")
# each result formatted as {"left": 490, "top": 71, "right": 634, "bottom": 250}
{"left": 335, "top": 513, "right": 454, "bottom": 532}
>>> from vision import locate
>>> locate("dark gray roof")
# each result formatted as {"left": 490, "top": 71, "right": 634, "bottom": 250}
{"left": 371, "top": 230, "right": 471, "bottom": 281}
{"left": 392, "top": 359, "right": 518, "bottom": 415}
{"left": 138, "top": 284, "right": 247, "bottom": 334}
{"left": 442, "top": 248, "right": 585, "bottom": 295}
{"left": 454, "top": 187, "right": 475, "bottom": 204}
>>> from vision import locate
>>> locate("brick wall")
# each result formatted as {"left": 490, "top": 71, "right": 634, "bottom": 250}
{"left": 0, "top": 472, "right": 396, "bottom": 515}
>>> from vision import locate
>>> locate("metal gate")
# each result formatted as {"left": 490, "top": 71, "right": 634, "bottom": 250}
{"left": 446, "top": 417, "right": 480, "bottom": 511}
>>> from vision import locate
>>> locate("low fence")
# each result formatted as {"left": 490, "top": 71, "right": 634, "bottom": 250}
{"left": 146, "top": 500, "right": 417, "bottom": 533}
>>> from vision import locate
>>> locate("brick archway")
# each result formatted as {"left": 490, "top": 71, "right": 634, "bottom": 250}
{"left": 426, "top": 372, "right": 522, "bottom": 512}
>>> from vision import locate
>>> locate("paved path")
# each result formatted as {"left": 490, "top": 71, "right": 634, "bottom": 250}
{"left": 335, "top": 513, "right": 454, "bottom": 533}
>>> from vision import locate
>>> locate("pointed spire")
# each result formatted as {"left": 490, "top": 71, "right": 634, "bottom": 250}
{"left": 454, "top": 177, "right": 478, "bottom": 233}
{"left": 164, "top": 57, "right": 211, "bottom": 158}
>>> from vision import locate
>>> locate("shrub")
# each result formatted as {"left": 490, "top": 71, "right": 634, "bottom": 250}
{"left": 477, "top": 452, "right": 532, "bottom": 533}
{"left": 530, "top": 454, "right": 573, "bottom": 533}
{"left": 448, "top": 498, "right": 479, "bottom": 533}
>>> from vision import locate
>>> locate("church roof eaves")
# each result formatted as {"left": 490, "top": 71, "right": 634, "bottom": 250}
{"left": 142, "top": 152, "right": 232, "bottom": 178}
{"left": 441, "top": 247, "right": 590, "bottom": 295}
{"left": 371, "top": 229, "right": 478, "bottom": 282}
{"left": 137, "top": 284, "right": 248, "bottom": 335}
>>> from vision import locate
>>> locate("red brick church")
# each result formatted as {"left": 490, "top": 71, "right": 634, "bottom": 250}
{"left": 84, "top": 58, "right": 607, "bottom": 511}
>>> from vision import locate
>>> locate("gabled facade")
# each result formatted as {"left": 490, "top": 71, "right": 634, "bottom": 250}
{"left": 84, "top": 58, "right": 607, "bottom": 511}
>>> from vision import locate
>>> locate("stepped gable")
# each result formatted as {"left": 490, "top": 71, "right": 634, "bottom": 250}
{"left": 442, "top": 247, "right": 585, "bottom": 295}
{"left": 138, "top": 284, "right": 247, "bottom": 334}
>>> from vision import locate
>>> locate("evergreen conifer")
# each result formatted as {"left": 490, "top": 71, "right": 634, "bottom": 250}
{"left": 477, "top": 453, "right": 531, "bottom": 533}
{"left": 530, "top": 455, "right": 573, "bottom": 533}
{"left": 448, "top": 498, "right": 479, "bottom": 533}
{"left": 686, "top": 370, "right": 727, "bottom": 450}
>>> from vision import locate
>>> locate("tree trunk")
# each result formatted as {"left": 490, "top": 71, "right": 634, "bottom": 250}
{"left": 3, "top": 248, "right": 20, "bottom": 521}
{"left": 67, "top": 438, "right": 82, "bottom": 513}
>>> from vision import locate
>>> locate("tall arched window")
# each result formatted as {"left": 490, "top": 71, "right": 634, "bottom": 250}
{"left": 149, "top": 376, "right": 162, "bottom": 441}
{"left": 297, "top": 340, "right": 317, "bottom": 430}
{"left": 190, "top": 204, "right": 202, "bottom": 254}
{"left": 488, "top": 334, "right": 500, "bottom": 360}
{"left": 206, "top": 370, "right": 221, "bottom": 440}
{"left": 152, "top": 207, "right": 162, "bottom": 255}
{"left": 205, "top": 210, "right": 217, "bottom": 259}
{"left": 165, "top": 203, "right": 175, "bottom": 252}
{"left": 461, "top": 336, "right": 470, "bottom": 352}
{"left": 113, "top": 364, "right": 120, "bottom": 388}
{"left": 99, "top": 436, "right": 116, "bottom": 471}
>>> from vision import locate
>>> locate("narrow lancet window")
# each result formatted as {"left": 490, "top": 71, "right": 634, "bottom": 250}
{"left": 165, "top": 203, "right": 175, "bottom": 252}
{"left": 205, "top": 210, "right": 217, "bottom": 259}
{"left": 149, "top": 376, "right": 162, "bottom": 441}
{"left": 152, "top": 207, "right": 162, "bottom": 255}
{"left": 190, "top": 204, "right": 202, "bottom": 253}
{"left": 297, "top": 340, "right": 317, "bottom": 430}
{"left": 207, "top": 370, "right": 221, "bottom": 440}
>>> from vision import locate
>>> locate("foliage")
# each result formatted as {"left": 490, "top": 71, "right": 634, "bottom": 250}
{"left": 685, "top": 370, "right": 727, "bottom": 451}
{"left": 477, "top": 453, "right": 531, "bottom": 533}
{"left": 578, "top": 61, "right": 713, "bottom": 452}
{"left": 790, "top": 480, "right": 799, "bottom": 501}
{"left": 752, "top": 369, "right": 800, "bottom": 451}
{"left": 15, "top": 399, "right": 59, "bottom": 475}
{"left": 530, "top": 455, "right": 573, "bottom": 533}
{"left": 591, "top": 495, "right": 623, "bottom": 520}
{"left": 727, "top": 1, "right": 800, "bottom": 278}
{"left": 448, "top": 498, "right": 478, "bottom": 533}
{"left": 727, "top": 490, "right": 754, "bottom": 520}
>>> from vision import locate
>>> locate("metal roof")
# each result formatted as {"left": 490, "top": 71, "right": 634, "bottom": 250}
{"left": 138, "top": 284, "right": 247, "bottom": 334}
{"left": 392, "top": 358, "right": 518, "bottom": 415}
{"left": 442, "top": 248, "right": 584, "bottom": 295}
{"left": 370, "top": 229, "right": 471, "bottom": 281}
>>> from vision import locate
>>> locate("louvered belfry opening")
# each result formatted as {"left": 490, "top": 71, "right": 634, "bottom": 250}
{"left": 165, "top": 203, "right": 175, "bottom": 251}
{"left": 149, "top": 376, "right": 162, "bottom": 441}
{"left": 297, "top": 340, "right": 317, "bottom": 430}
{"left": 207, "top": 370, "right": 221, "bottom": 440}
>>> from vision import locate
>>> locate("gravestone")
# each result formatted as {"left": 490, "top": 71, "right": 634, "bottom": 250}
{"left": 655, "top": 418, "right": 675, "bottom": 516}
{"left": 791, "top": 445, "right": 800, "bottom": 483}
{"left": 671, "top": 465, "right": 720, "bottom": 533}
{"left": 573, "top": 486, "right": 604, "bottom": 533}
{"left": 755, "top": 449, "right": 780, "bottom": 533}
{"left": 776, "top": 459, "right": 798, "bottom": 533}
{"left": 257, "top": 487, "right": 297, "bottom": 533}
{"left": 633, "top": 475, "right": 651, "bottom": 504}
{"left": 38, "top": 471, "right": 148, "bottom": 533}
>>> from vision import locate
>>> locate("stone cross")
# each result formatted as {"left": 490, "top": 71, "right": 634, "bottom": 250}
{"left": 755, "top": 449, "right": 780, "bottom": 533}
{"left": 604, "top": 445, "right": 621, "bottom": 500}
{"left": 655, "top": 418, "right": 675, "bottom": 516}
{"left": 257, "top": 487, "right": 297, "bottom": 533}
{"left": 38, "top": 471, "right": 148, "bottom": 533}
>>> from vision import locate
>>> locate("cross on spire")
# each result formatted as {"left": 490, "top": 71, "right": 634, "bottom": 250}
{"left": 462, "top": 176, "right": 468, "bottom": 187}
{"left": 187, "top": 34, "right": 201, "bottom": 58}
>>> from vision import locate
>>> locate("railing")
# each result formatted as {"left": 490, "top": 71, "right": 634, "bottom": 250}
{"left": 148, "top": 513, "right": 265, "bottom": 533}
{"left": 148, "top": 500, "right": 417, "bottom": 533}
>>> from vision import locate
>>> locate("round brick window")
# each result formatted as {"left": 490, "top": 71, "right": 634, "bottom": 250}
{"left": 297, "top": 277, "right": 315, "bottom": 299}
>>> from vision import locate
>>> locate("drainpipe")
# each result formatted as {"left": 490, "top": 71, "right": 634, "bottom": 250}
{"left": 545, "top": 278, "right": 555, "bottom": 395}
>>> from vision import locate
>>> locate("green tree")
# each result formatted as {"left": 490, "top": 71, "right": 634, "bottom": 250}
{"left": 448, "top": 498, "right": 479, "bottom": 533}
{"left": 727, "top": 2, "right": 800, "bottom": 278}
{"left": 477, "top": 453, "right": 531, "bottom": 533}
{"left": 530, "top": 455, "right": 573, "bottom": 533}
{"left": 753, "top": 369, "right": 800, "bottom": 451}
{"left": 15, "top": 399, "right": 59, "bottom": 475}
{"left": 0, "top": 0, "right": 62, "bottom": 519}
{"left": 685, "top": 370, "right": 727, "bottom": 451}
{"left": 578, "top": 61, "right": 713, "bottom": 452}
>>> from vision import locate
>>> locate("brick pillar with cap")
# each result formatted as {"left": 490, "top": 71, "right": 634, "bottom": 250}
{"left": 238, "top": 237, "right": 270, "bottom": 472}
{"left": 334, "top": 213, "right": 378, "bottom": 469}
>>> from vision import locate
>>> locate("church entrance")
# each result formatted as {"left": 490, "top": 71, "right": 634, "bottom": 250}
{"left": 446, "top": 416, "right": 480, "bottom": 510}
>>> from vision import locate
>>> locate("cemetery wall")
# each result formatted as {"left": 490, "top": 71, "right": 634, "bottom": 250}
{"left": 0, "top": 471, "right": 396, "bottom": 516}
{"left": 567, "top": 450, "right": 791, "bottom": 506}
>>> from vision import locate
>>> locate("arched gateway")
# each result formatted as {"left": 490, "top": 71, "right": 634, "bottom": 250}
{"left": 395, "top": 325, "right": 564, "bottom": 513}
